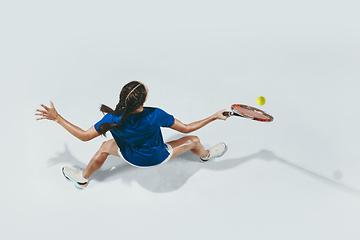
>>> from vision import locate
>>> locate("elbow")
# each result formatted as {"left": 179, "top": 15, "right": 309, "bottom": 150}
{"left": 79, "top": 135, "right": 91, "bottom": 142}
{"left": 182, "top": 126, "right": 192, "bottom": 134}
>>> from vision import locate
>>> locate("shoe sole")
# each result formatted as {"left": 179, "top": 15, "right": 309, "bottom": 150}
{"left": 200, "top": 143, "right": 228, "bottom": 162}
{"left": 62, "top": 167, "right": 87, "bottom": 189}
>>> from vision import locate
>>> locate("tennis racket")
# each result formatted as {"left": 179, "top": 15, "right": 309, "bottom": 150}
{"left": 223, "top": 104, "right": 274, "bottom": 122}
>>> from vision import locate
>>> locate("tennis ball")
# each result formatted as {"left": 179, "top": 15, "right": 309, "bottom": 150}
{"left": 257, "top": 96, "right": 266, "bottom": 105}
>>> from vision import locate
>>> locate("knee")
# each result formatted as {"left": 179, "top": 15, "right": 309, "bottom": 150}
{"left": 99, "top": 140, "right": 114, "bottom": 154}
{"left": 187, "top": 135, "right": 200, "bottom": 145}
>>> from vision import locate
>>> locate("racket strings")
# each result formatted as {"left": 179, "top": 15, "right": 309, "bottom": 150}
{"left": 232, "top": 104, "right": 273, "bottom": 122}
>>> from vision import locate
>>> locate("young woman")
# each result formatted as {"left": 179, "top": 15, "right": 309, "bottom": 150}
{"left": 36, "top": 81, "right": 229, "bottom": 189}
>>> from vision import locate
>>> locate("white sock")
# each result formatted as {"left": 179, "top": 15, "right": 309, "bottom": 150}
{"left": 205, "top": 150, "right": 210, "bottom": 159}
{"left": 79, "top": 170, "right": 88, "bottom": 181}
{"left": 201, "top": 150, "right": 210, "bottom": 160}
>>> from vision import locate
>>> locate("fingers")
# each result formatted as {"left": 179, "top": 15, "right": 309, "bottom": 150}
{"left": 221, "top": 109, "right": 230, "bottom": 120}
{"left": 41, "top": 104, "right": 49, "bottom": 111}
{"left": 36, "top": 113, "right": 49, "bottom": 120}
{"left": 215, "top": 109, "right": 229, "bottom": 121}
{"left": 221, "top": 109, "right": 228, "bottom": 114}
{"left": 40, "top": 101, "right": 55, "bottom": 110}
{"left": 36, "top": 103, "right": 51, "bottom": 120}
{"left": 36, "top": 109, "right": 47, "bottom": 114}
{"left": 35, "top": 112, "right": 49, "bottom": 120}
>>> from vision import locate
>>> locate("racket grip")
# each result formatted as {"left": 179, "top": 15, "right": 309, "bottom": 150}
{"left": 223, "top": 111, "right": 232, "bottom": 116}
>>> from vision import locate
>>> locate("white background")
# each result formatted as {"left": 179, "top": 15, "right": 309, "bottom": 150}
{"left": 1, "top": 1, "right": 360, "bottom": 239}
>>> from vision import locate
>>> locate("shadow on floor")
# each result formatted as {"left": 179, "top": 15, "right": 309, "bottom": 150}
{"left": 48, "top": 144, "right": 360, "bottom": 195}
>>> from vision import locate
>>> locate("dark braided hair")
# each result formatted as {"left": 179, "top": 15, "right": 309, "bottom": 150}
{"left": 97, "top": 81, "right": 147, "bottom": 136}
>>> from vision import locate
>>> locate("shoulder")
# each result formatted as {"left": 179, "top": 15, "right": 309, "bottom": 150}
{"left": 150, "top": 107, "right": 175, "bottom": 127}
{"left": 94, "top": 113, "right": 119, "bottom": 132}
{"left": 144, "top": 107, "right": 156, "bottom": 112}
{"left": 99, "top": 113, "right": 119, "bottom": 123}
{"left": 144, "top": 107, "right": 171, "bottom": 116}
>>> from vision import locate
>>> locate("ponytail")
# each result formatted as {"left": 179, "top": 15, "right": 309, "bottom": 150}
{"left": 97, "top": 81, "right": 147, "bottom": 136}
{"left": 99, "top": 104, "right": 117, "bottom": 115}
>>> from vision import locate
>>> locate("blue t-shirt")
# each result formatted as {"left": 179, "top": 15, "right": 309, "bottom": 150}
{"left": 94, "top": 107, "right": 175, "bottom": 167}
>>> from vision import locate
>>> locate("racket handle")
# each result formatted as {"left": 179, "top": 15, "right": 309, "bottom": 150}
{"left": 223, "top": 111, "right": 232, "bottom": 116}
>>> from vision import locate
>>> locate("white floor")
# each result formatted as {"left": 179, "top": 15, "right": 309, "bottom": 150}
{"left": 1, "top": 1, "right": 360, "bottom": 239}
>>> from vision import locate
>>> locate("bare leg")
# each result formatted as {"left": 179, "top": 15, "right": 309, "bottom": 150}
{"left": 82, "top": 139, "right": 120, "bottom": 179}
{"left": 167, "top": 135, "right": 208, "bottom": 160}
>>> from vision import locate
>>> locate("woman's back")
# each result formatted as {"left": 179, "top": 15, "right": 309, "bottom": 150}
{"left": 95, "top": 107, "right": 174, "bottom": 167}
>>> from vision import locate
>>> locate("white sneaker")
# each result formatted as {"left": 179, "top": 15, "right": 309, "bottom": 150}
{"left": 62, "top": 166, "right": 89, "bottom": 189}
{"left": 200, "top": 142, "right": 228, "bottom": 162}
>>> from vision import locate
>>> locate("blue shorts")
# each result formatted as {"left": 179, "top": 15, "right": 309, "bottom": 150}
{"left": 117, "top": 144, "right": 173, "bottom": 168}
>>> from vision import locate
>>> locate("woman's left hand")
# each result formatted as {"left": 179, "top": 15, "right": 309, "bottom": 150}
{"left": 213, "top": 109, "right": 230, "bottom": 121}
{"left": 36, "top": 101, "right": 59, "bottom": 121}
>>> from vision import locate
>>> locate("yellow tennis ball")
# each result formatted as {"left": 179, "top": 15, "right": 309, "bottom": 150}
{"left": 257, "top": 96, "right": 266, "bottom": 105}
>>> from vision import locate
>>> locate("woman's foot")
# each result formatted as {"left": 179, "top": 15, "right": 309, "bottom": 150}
{"left": 62, "top": 166, "right": 89, "bottom": 189}
{"left": 200, "top": 142, "right": 227, "bottom": 162}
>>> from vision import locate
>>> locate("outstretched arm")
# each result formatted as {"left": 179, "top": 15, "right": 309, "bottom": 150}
{"left": 170, "top": 109, "right": 229, "bottom": 134}
{"left": 36, "top": 101, "right": 100, "bottom": 142}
